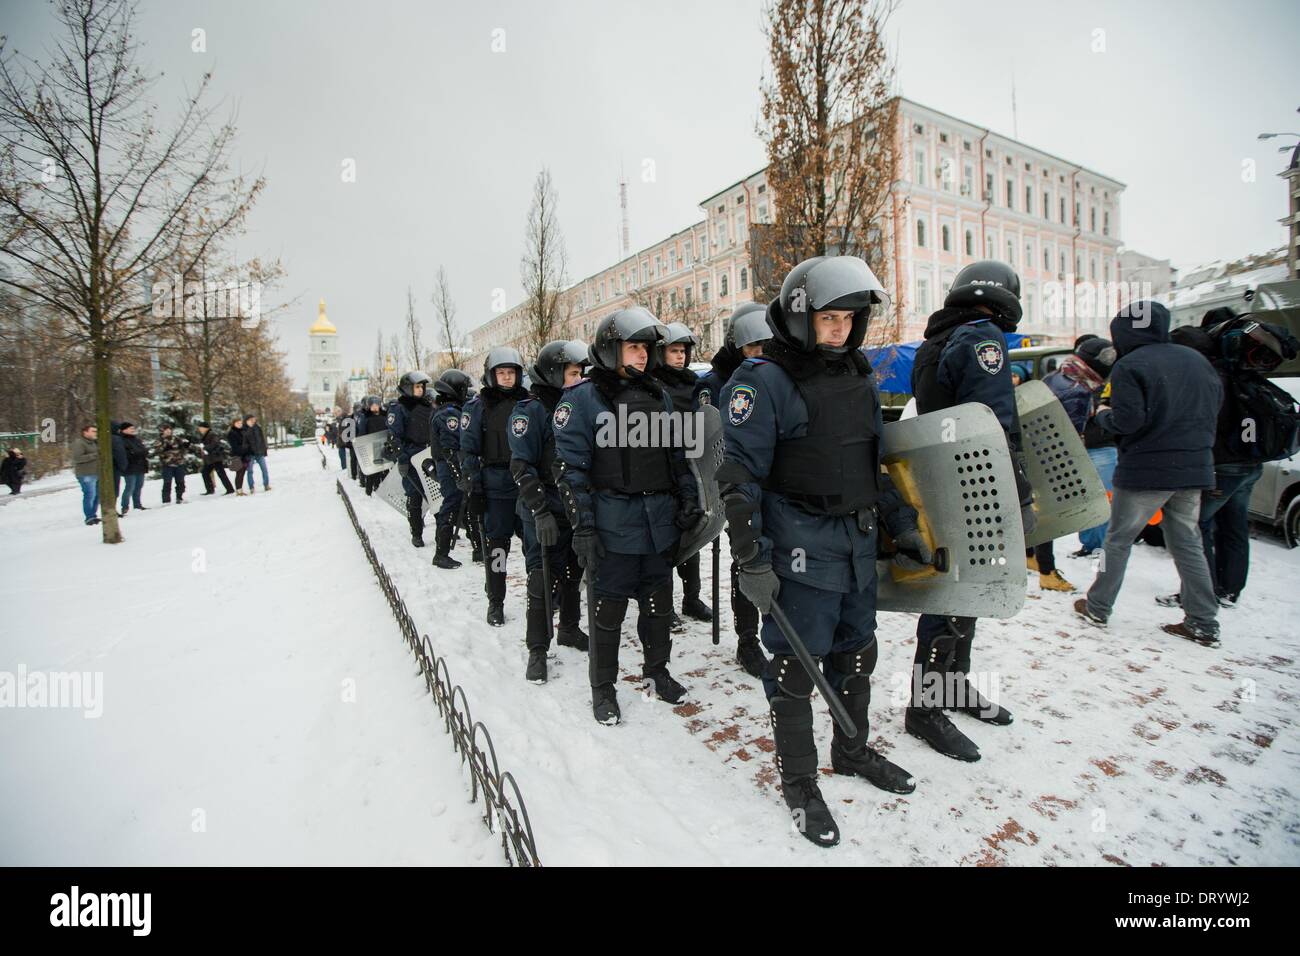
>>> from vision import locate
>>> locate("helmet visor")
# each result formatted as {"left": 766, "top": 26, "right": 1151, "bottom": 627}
{"left": 803, "top": 257, "right": 890, "bottom": 313}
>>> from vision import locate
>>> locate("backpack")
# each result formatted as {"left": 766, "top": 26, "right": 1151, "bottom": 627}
{"left": 1226, "top": 374, "right": 1300, "bottom": 463}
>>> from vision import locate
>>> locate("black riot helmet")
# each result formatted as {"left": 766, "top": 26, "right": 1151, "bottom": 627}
{"left": 398, "top": 370, "right": 432, "bottom": 398}
{"left": 944, "top": 260, "right": 1022, "bottom": 329}
{"left": 727, "top": 302, "right": 771, "bottom": 350}
{"left": 434, "top": 368, "right": 474, "bottom": 402}
{"left": 530, "top": 340, "right": 589, "bottom": 389}
{"left": 768, "top": 256, "right": 888, "bottom": 353}
{"left": 658, "top": 323, "right": 699, "bottom": 365}
{"left": 1076, "top": 337, "right": 1117, "bottom": 378}
{"left": 362, "top": 394, "right": 381, "bottom": 410}
{"left": 589, "top": 307, "right": 668, "bottom": 373}
{"left": 484, "top": 346, "right": 524, "bottom": 387}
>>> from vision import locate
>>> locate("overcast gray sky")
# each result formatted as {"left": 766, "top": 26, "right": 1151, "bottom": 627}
{"left": 5, "top": 0, "right": 1298, "bottom": 385}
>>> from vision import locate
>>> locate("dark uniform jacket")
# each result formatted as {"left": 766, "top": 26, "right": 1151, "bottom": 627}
{"left": 460, "top": 384, "right": 528, "bottom": 500}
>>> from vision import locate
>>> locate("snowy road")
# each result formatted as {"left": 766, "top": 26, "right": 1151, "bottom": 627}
{"left": 4, "top": 443, "right": 1298, "bottom": 866}
{"left": 0, "top": 446, "right": 501, "bottom": 865}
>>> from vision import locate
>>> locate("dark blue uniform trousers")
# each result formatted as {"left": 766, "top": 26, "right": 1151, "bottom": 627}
{"left": 759, "top": 574, "right": 878, "bottom": 700}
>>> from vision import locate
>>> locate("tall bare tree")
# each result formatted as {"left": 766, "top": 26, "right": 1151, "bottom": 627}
{"left": 431, "top": 265, "right": 464, "bottom": 370}
{"left": 519, "top": 167, "right": 570, "bottom": 358}
{"left": 755, "top": 0, "right": 899, "bottom": 337}
{"left": 402, "top": 286, "right": 424, "bottom": 372}
{"left": 0, "top": 0, "right": 264, "bottom": 542}
{"left": 368, "top": 328, "right": 384, "bottom": 397}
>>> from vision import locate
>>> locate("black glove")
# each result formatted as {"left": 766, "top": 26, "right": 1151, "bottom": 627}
{"left": 736, "top": 562, "right": 780, "bottom": 615}
{"left": 674, "top": 497, "right": 705, "bottom": 532}
{"left": 383, "top": 437, "right": 399, "bottom": 459}
{"left": 892, "top": 528, "right": 933, "bottom": 571}
{"left": 469, "top": 492, "right": 487, "bottom": 517}
{"left": 456, "top": 476, "right": 471, "bottom": 495}
{"left": 534, "top": 510, "right": 559, "bottom": 548}
{"left": 420, "top": 458, "right": 437, "bottom": 477}
{"left": 571, "top": 526, "right": 604, "bottom": 569}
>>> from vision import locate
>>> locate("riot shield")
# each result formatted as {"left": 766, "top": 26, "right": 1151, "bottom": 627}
{"left": 876, "top": 403, "right": 1027, "bottom": 619}
{"left": 376, "top": 465, "right": 428, "bottom": 518}
{"left": 1015, "top": 380, "right": 1110, "bottom": 547}
{"left": 352, "top": 431, "right": 395, "bottom": 476}
{"left": 674, "top": 403, "right": 726, "bottom": 565}
{"left": 408, "top": 447, "right": 444, "bottom": 506}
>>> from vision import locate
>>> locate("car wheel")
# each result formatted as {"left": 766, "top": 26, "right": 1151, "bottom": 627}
{"left": 1285, "top": 496, "right": 1300, "bottom": 549}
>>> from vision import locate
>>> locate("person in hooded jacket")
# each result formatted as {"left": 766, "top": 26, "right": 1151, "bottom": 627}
{"left": 906, "top": 260, "right": 1035, "bottom": 764}
{"left": 386, "top": 372, "right": 435, "bottom": 547}
{"left": 1030, "top": 337, "right": 1118, "bottom": 592}
{"left": 509, "top": 340, "right": 592, "bottom": 682}
{"left": 426, "top": 371, "right": 477, "bottom": 567}
{"left": 697, "top": 301, "right": 772, "bottom": 679}
{"left": 1074, "top": 301, "right": 1224, "bottom": 647}
{"left": 651, "top": 323, "right": 714, "bottom": 630}
{"left": 1162, "top": 309, "right": 1300, "bottom": 608}
{"left": 460, "top": 349, "right": 529, "bottom": 626}
{"left": 555, "top": 309, "right": 705, "bottom": 726}
{"left": 719, "top": 256, "right": 927, "bottom": 848}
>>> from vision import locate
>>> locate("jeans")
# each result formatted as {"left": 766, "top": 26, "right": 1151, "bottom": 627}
{"left": 119, "top": 472, "right": 145, "bottom": 511}
{"left": 161, "top": 464, "right": 187, "bottom": 502}
{"left": 246, "top": 455, "right": 269, "bottom": 488}
{"left": 77, "top": 475, "right": 99, "bottom": 521}
{"left": 1078, "top": 446, "right": 1118, "bottom": 552}
{"left": 338, "top": 447, "right": 348, "bottom": 470}
{"left": 1086, "top": 487, "right": 1218, "bottom": 632}
{"left": 1199, "top": 464, "right": 1263, "bottom": 599}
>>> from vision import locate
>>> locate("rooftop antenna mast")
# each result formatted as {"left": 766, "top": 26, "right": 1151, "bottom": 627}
{"left": 1011, "top": 69, "right": 1019, "bottom": 140}
{"left": 619, "top": 164, "right": 630, "bottom": 258}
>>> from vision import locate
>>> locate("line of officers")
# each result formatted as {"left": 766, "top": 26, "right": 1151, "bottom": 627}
{"left": 372, "top": 255, "right": 1037, "bottom": 849}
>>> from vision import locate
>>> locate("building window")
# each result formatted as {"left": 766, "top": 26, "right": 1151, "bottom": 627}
{"left": 963, "top": 139, "right": 972, "bottom": 151}
{"left": 914, "top": 147, "right": 927, "bottom": 186}
{"left": 735, "top": 214, "right": 746, "bottom": 244}
{"left": 1043, "top": 247, "right": 1050, "bottom": 271}
{"left": 940, "top": 157, "right": 953, "bottom": 191}
{"left": 668, "top": 250, "right": 676, "bottom": 273}
{"left": 1025, "top": 290, "right": 1035, "bottom": 324}
{"left": 654, "top": 256, "right": 661, "bottom": 277}
{"left": 1075, "top": 200, "right": 1081, "bottom": 225}
{"left": 701, "top": 281, "right": 709, "bottom": 303}
{"left": 1006, "top": 179, "right": 1014, "bottom": 209}
{"left": 739, "top": 267, "right": 748, "bottom": 291}
{"left": 1025, "top": 185, "right": 1033, "bottom": 214}
{"left": 1043, "top": 191, "right": 1050, "bottom": 220}
{"left": 942, "top": 224, "right": 951, "bottom": 252}
{"left": 641, "top": 261, "right": 649, "bottom": 285}
{"left": 1060, "top": 196, "right": 1066, "bottom": 223}
{"left": 985, "top": 171, "right": 994, "bottom": 201}
{"left": 720, "top": 273, "right": 729, "bottom": 297}
{"left": 962, "top": 163, "right": 974, "bottom": 196}
{"left": 1091, "top": 256, "right": 1097, "bottom": 279}
{"left": 1025, "top": 240, "right": 1034, "bottom": 269}
{"left": 655, "top": 294, "right": 663, "bottom": 315}
{"left": 685, "top": 286, "right": 693, "bottom": 306}
{"left": 716, "top": 221, "right": 727, "bottom": 246}
{"left": 1103, "top": 210, "right": 1110, "bottom": 236}
{"left": 916, "top": 217, "right": 926, "bottom": 248}
{"left": 916, "top": 275, "right": 930, "bottom": 314}
{"left": 1090, "top": 207, "right": 1097, "bottom": 232}
{"left": 757, "top": 183, "right": 766, "bottom": 193}
{"left": 965, "top": 229, "right": 974, "bottom": 256}
{"left": 670, "top": 289, "right": 678, "bottom": 309}
{"left": 1060, "top": 251, "right": 1067, "bottom": 275}
{"left": 1006, "top": 238, "right": 1015, "bottom": 265}
{"left": 939, "top": 131, "right": 949, "bottom": 144}
{"left": 757, "top": 201, "right": 768, "bottom": 221}
{"left": 986, "top": 234, "right": 994, "bottom": 258}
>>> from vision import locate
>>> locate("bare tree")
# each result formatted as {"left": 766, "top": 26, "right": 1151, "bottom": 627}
{"left": 755, "top": 0, "right": 899, "bottom": 336}
{"left": 368, "top": 328, "right": 384, "bottom": 397}
{"left": 402, "top": 286, "right": 424, "bottom": 372}
{"left": 519, "top": 167, "right": 570, "bottom": 358}
{"left": 0, "top": 0, "right": 264, "bottom": 542}
{"left": 431, "top": 265, "right": 464, "bottom": 370}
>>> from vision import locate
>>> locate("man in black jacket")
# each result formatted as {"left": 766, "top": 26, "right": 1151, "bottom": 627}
{"left": 116, "top": 422, "right": 149, "bottom": 516}
{"left": 226, "top": 417, "right": 249, "bottom": 495}
{"left": 196, "top": 422, "right": 234, "bottom": 495}
{"left": 1075, "top": 301, "right": 1224, "bottom": 647}
{"left": 243, "top": 415, "right": 271, "bottom": 492}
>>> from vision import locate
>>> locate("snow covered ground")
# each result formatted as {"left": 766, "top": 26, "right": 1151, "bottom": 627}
{"left": 0, "top": 446, "right": 501, "bottom": 865}
{"left": 4, "top": 443, "right": 1298, "bottom": 866}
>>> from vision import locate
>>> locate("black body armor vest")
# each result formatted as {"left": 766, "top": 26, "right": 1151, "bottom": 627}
{"left": 589, "top": 384, "right": 674, "bottom": 494}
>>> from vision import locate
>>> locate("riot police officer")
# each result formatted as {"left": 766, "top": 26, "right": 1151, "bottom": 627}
{"left": 699, "top": 301, "right": 772, "bottom": 678}
{"left": 651, "top": 323, "right": 713, "bottom": 627}
{"left": 509, "top": 340, "right": 591, "bottom": 683}
{"left": 385, "top": 371, "right": 434, "bottom": 548}
{"left": 460, "top": 348, "right": 529, "bottom": 626}
{"left": 555, "top": 308, "right": 704, "bottom": 726}
{"left": 428, "top": 368, "right": 476, "bottom": 569}
{"left": 907, "top": 260, "right": 1031, "bottom": 763}
{"left": 358, "top": 395, "right": 389, "bottom": 496}
{"left": 719, "top": 256, "right": 928, "bottom": 848}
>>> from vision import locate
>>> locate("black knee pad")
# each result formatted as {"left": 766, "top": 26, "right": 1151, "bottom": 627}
{"left": 831, "top": 640, "right": 878, "bottom": 695}
{"left": 639, "top": 582, "right": 672, "bottom": 619}
{"left": 772, "top": 655, "right": 815, "bottom": 699}
{"left": 594, "top": 595, "right": 629, "bottom": 630}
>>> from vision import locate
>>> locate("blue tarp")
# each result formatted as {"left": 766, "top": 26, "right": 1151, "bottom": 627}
{"left": 865, "top": 333, "right": 1031, "bottom": 394}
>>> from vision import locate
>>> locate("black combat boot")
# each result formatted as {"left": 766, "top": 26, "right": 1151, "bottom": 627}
{"left": 771, "top": 693, "right": 838, "bottom": 848}
{"left": 947, "top": 623, "right": 1013, "bottom": 725}
{"left": 432, "top": 525, "right": 462, "bottom": 569}
{"left": 468, "top": 522, "right": 483, "bottom": 563}
{"left": 485, "top": 539, "right": 508, "bottom": 626}
{"left": 590, "top": 595, "right": 627, "bottom": 726}
{"left": 524, "top": 569, "right": 550, "bottom": 683}
{"left": 640, "top": 583, "right": 685, "bottom": 704}
{"left": 406, "top": 495, "right": 425, "bottom": 548}
{"left": 736, "top": 634, "right": 768, "bottom": 679}
{"left": 905, "top": 631, "right": 981, "bottom": 762}
{"left": 556, "top": 577, "right": 588, "bottom": 651}
{"left": 679, "top": 555, "right": 712, "bottom": 621}
{"left": 828, "top": 651, "right": 915, "bottom": 794}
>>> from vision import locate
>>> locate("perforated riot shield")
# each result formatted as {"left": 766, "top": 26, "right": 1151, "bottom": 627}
{"left": 1015, "top": 380, "right": 1110, "bottom": 547}
{"left": 875, "top": 403, "right": 1027, "bottom": 619}
{"left": 408, "top": 447, "right": 444, "bottom": 506}
{"left": 376, "top": 465, "right": 428, "bottom": 518}
{"left": 674, "top": 403, "right": 726, "bottom": 565}
{"left": 352, "top": 431, "right": 396, "bottom": 476}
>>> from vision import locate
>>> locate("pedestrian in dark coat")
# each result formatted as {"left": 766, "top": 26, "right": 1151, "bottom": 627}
{"left": 196, "top": 422, "right": 234, "bottom": 495}
{"left": 226, "top": 418, "right": 250, "bottom": 494}
{"left": 0, "top": 448, "right": 26, "bottom": 494}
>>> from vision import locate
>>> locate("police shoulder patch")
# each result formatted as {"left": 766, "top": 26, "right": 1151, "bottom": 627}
{"left": 386, "top": 413, "right": 396, "bottom": 425}
{"left": 447, "top": 416, "right": 458, "bottom": 432}
{"left": 511, "top": 414, "right": 529, "bottom": 437}
{"left": 460, "top": 412, "right": 471, "bottom": 430}
{"left": 728, "top": 384, "right": 757, "bottom": 425}
{"left": 974, "top": 339, "right": 1005, "bottom": 375}
{"left": 553, "top": 401, "right": 574, "bottom": 430}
